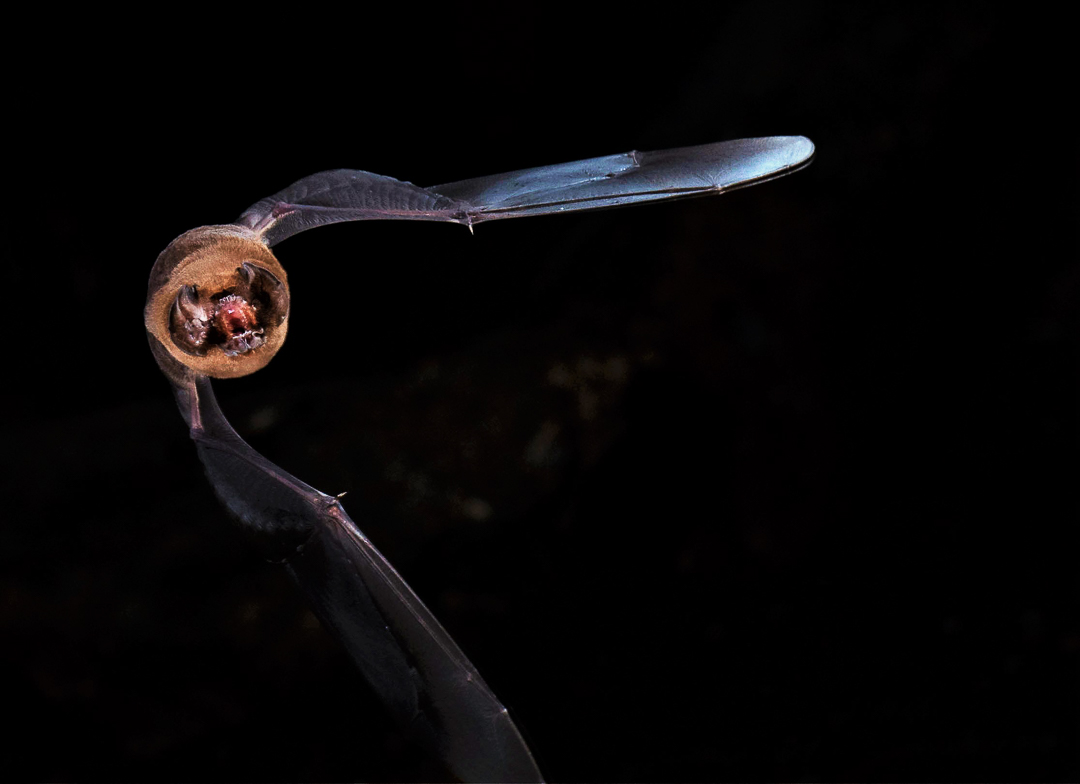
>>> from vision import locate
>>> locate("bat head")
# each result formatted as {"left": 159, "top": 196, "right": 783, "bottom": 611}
{"left": 145, "top": 224, "right": 290, "bottom": 381}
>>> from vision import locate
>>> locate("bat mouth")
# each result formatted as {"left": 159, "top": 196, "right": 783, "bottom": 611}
{"left": 169, "top": 262, "right": 287, "bottom": 358}
{"left": 213, "top": 294, "right": 265, "bottom": 356}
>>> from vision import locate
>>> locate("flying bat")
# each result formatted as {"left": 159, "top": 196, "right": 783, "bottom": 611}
{"left": 143, "top": 136, "right": 815, "bottom": 782}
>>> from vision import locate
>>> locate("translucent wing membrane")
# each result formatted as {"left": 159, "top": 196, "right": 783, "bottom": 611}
{"left": 238, "top": 170, "right": 470, "bottom": 246}
{"left": 177, "top": 376, "right": 543, "bottom": 783}
{"left": 238, "top": 136, "right": 814, "bottom": 246}
{"left": 432, "top": 136, "right": 815, "bottom": 218}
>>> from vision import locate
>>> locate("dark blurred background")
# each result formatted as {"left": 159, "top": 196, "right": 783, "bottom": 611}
{"left": 4, "top": 4, "right": 1076, "bottom": 781}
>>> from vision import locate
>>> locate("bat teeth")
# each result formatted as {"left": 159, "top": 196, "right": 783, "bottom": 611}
{"left": 221, "top": 329, "right": 266, "bottom": 356}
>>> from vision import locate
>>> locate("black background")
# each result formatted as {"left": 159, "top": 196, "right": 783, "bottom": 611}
{"left": 4, "top": 4, "right": 1076, "bottom": 781}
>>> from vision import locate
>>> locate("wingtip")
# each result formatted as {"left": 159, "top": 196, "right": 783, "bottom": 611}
{"left": 784, "top": 135, "right": 816, "bottom": 165}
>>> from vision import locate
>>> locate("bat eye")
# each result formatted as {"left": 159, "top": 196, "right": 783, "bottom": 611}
{"left": 145, "top": 225, "right": 291, "bottom": 379}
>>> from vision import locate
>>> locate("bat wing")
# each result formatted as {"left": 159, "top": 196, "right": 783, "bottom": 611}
{"left": 173, "top": 374, "right": 543, "bottom": 783}
{"left": 237, "top": 169, "right": 473, "bottom": 246}
{"left": 238, "top": 136, "right": 814, "bottom": 246}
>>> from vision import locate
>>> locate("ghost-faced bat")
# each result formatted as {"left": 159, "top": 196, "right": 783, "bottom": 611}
{"left": 143, "top": 136, "right": 815, "bottom": 782}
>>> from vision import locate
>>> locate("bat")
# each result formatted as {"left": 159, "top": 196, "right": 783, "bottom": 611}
{"left": 143, "top": 136, "right": 815, "bottom": 781}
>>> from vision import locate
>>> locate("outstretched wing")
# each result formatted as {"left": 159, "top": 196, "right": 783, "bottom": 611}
{"left": 172, "top": 374, "right": 543, "bottom": 783}
{"left": 238, "top": 136, "right": 815, "bottom": 246}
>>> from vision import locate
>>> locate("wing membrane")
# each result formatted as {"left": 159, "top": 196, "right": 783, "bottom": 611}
{"left": 432, "top": 136, "right": 815, "bottom": 218}
{"left": 238, "top": 136, "right": 814, "bottom": 246}
{"left": 178, "top": 375, "right": 543, "bottom": 783}
{"left": 237, "top": 169, "right": 472, "bottom": 246}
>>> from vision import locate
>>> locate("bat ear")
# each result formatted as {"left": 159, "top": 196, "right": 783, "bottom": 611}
{"left": 145, "top": 225, "right": 290, "bottom": 380}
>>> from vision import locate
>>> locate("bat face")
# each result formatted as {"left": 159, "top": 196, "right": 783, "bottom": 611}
{"left": 145, "top": 137, "right": 813, "bottom": 782}
{"left": 145, "top": 225, "right": 290, "bottom": 382}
